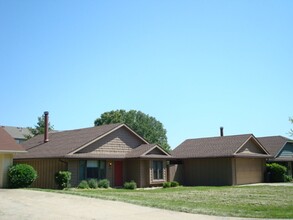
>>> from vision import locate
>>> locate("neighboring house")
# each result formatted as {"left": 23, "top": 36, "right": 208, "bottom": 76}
{"left": 14, "top": 123, "right": 171, "bottom": 189}
{"left": 0, "top": 127, "right": 26, "bottom": 188}
{"left": 171, "top": 134, "right": 271, "bottom": 186}
{"left": 1, "top": 126, "right": 32, "bottom": 144}
{"left": 258, "top": 136, "right": 293, "bottom": 177}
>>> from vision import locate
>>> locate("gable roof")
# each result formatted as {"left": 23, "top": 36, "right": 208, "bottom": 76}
{"left": 126, "top": 144, "right": 172, "bottom": 159}
{"left": 258, "top": 136, "right": 292, "bottom": 157}
{"left": 1, "top": 126, "right": 31, "bottom": 140}
{"left": 15, "top": 123, "right": 149, "bottom": 159}
{"left": 172, "top": 134, "right": 270, "bottom": 159}
{"left": 0, "top": 127, "right": 26, "bottom": 152}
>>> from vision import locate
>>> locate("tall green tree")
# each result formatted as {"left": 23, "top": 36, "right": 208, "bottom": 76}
{"left": 25, "top": 113, "right": 54, "bottom": 139}
{"left": 289, "top": 117, "right": 293, "bottom": 137}
{"left": 94, "top": 110, "right": 170, "bottom": 151}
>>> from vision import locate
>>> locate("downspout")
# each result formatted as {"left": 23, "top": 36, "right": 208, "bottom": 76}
{"left": 233, "top": 157, "right": 237, "bottom": 185}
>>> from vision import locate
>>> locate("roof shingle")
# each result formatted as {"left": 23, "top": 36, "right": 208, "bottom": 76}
{"left": 16, "top": 123, "right": 123, "bottom": 159}
{"left": 172, "top": 134, "right": 267, "bottom": 158}
{"left": 258, "top": 136, "right": 292, "bottom": 157}
{"left": 0, "top": 127, "right": 26, "bottom": 152}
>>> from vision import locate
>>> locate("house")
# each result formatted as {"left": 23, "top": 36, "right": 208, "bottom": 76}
{"left": 1, "top": 126, "right": 32, "bottom": 144}
{"left": 258, "top": 136, "right": 293, "bottom": 177}
{"left": 0, "top": 127, "right": 26, "bottom": 188}
{"left": 171, "top": 132, "right": 271, "bottom": 186}
{"left": 14, "top": 121, "right": 171, "bottom": 189}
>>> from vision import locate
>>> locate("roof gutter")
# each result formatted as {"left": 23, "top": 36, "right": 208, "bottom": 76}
{"left": 0, "top": 150, "right": 27, "bottom": 153}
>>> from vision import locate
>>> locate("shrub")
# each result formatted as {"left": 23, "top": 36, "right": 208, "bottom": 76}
{"left": 163, "top": 182, "right": 171, "bottom": 188}
{"left": 98, "top": 179, "right": 110, "bottom": 188}
{"left": 77, "top": 180, "right": 89, "bottom": 189}
{"left": 55, "top": 171, "right": 71, "bottom": 189}
{"left": 8, "top": 164, "right": 37, "bottom": 188}
{"left": 88, "top": 179, "right": 98, "bottom": 189}
{"left": 170, "top": 181, "right": 179, "bottom": 187}
{"left": 266, "top": 163, "right": 287, "bottom": 182}
{"left": 124, "top": 181, "right": 137, "bottom": 190}
{"left": 284, "top": 175, "right": 293, "bottom": 182}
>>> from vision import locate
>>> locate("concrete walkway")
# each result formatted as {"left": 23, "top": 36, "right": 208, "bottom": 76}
{"left": 240, "top": 182, "right": 293, "bottom": 187}
{"left": 0, "top": 189, "right": 279, "bottom": 220}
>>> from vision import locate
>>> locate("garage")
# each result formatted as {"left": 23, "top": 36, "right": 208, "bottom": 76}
{"left": 0, "top": 128, "right": 26, "bottom": 188}
{"left": 235, "top": 158, "right": 266, "bottom": 185}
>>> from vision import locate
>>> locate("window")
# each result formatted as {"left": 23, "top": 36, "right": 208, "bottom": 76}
{"left": 79, "top": 160, "right": 106, "bottom": 180}
{"left": 153, "top": 160, "right": 163, "bottom": 180}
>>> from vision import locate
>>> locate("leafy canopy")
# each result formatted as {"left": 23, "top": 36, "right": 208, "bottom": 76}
{"left": 94, "top": 110, "right": 170, "bottom": 151}
{"left": 289, "top": 117, "right": 293, "bottom": 136}
{"left": 25, "top": 113, "right": 54, "bottom": 139}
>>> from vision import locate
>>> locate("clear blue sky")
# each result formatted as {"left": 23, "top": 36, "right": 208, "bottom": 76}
{"left": 1, "top": 1, "right": 292, "bottom": 149}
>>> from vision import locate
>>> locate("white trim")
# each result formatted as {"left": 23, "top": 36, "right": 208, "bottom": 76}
{"left": 142, "top": 145, "right": 171, "bottom": 157}
{"left": 0, "top": 150, "right": 27, "bottom": 153}
{"left": 234, "top": 135, "right": 270, "bottom": 156}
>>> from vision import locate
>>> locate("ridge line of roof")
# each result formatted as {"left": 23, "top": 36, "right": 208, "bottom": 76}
{"left": 184, "top": 133, "right": 253, "bottom": 141}
{"left": 56, "top": 123, "right": 123, "bottom": 133}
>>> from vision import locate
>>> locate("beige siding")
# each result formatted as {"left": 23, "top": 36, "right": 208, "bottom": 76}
{"left": 168, "top": 164, "right": 183, "bottom": 184}
{"left": 235, "top": 158, "right": 265, "bottom": 184}
{"left": 0, "top": 153, "right": 13, "bottom": 188}
{"left": 15, "top": 159, "right": 67, "bottom": 189}
{"left": 140, "top": 160, "right": 149, "bottom": 187}
{"left": 183, "top": 158, "right": 233, "bottom": 186}
{"left": 125, "top": 159, "right": 167, "bottom": 188}
{"left": 125, "top": 159, "right": 141, "bottom": 186}
{"left": 68, "top": 160, "right": 79, "bottom": 187}
{"left": 237, "top": 139, "right": 265, "bottom": 154}
{"left": 78, "top": 127, "right": 144, "bottom": 154}
{"left": 147, "top": 148, "right": 164, "bottom": 155}
{"left": 107, "top": 160, "right": 114, "bottom": 187}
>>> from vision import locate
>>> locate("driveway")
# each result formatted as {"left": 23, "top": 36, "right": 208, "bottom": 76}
{"left": 0, "top": 189, "right": 267, "bottom": 220}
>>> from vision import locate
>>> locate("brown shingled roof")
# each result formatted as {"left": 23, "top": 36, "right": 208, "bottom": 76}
{"left": 172, "top": 134, "right": 269, "bottom": 159}
{"left": 126, "top": 144, "right": 172, "bottom": 159}
{"left": 0, "top": 127, "right": 26, "bottom": 152}
{"left": 15, "top": 123, "right": 124, "bottom": 159}
{"left": 258, "top": 136, "right": 292, "bottom": 157}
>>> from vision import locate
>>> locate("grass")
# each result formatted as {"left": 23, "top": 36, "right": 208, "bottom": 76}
{"left": 34, "top": 185, "right": 293, "bottom": 218}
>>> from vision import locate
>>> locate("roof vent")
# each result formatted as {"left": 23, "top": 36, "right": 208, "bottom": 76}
{"left": 220, "top": 127, "right": 224, "bottom": 137}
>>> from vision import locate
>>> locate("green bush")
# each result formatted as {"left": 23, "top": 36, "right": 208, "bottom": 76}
{"left": 284, "top": 175, "right": 293, "bottom": 182}
{"left": 266, "top": 163, "right": 287, "bottom": 182}
{"left": 88, "top": 179, "right": 98, "bottom": 189}
{"left": 8, "top": 164, "right": 37, "bottom": 188}
{"left": 163, "top": 182, "right": 171, "bottom": 188}
{"left": 124, "top": 180, "right": 137, "bottom": 190}
{"left": 77, "top": 180, "right": 89, "bottom": 189}
{"left": 170, "top": 181, "right": 179, "bottom": 187}
{"left": 98, "top": 179, "right": 110, "bottom": 188}
{"left": 55, "top": 171, "right": 71, "bottom": 189}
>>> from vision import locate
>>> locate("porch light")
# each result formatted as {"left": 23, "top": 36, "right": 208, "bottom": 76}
{"left": 109, "top": 162, "right": 112, "bottom": 167}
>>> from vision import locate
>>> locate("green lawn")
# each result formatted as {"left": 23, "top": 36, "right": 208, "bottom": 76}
{"left": 38, "top": 185, "right": 293, "bottom": 218}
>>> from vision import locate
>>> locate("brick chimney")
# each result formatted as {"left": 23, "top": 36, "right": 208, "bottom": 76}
{"left": 220, "top": 127, "right": 224, "bottom": 137}
{"left": 44, "top": 111, "right": 49, "bottom": 143}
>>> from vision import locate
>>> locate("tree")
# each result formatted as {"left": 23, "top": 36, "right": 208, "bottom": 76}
{"left": 94, "top": 110, "right": 170, "bottom": 151}
{"left": 289, "top": 117, "right": 293, "bottom": 137}
{"left": 25, "top": 113, "right": 54, "bottom": 139}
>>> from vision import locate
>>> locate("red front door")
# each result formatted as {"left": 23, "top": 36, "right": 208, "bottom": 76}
{"left": 114, "top": 161, "right": 123, "bottom": 186}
